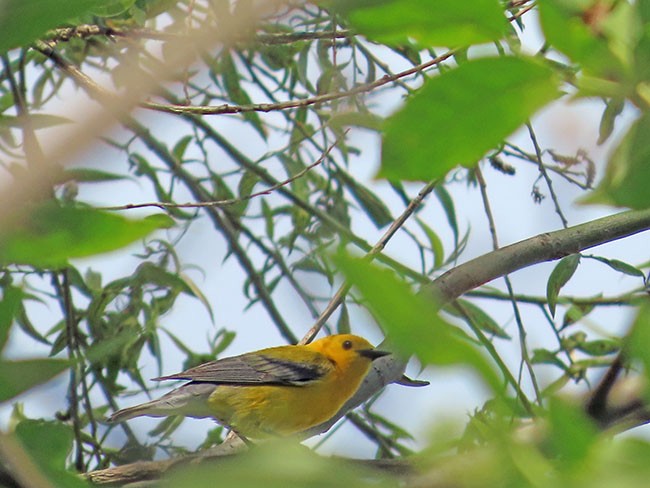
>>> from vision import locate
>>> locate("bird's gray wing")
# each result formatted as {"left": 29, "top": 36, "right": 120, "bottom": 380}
{"left": 153, "top": 352, "right": 331, "bottom": 386}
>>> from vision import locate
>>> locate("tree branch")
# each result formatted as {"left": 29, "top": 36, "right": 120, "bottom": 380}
{"left": 426, "top": 208, "right": 650, "bottom": 305}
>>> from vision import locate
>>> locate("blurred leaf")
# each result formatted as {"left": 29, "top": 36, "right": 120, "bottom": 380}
{"left": 0, "top": 358, "right": 68, "bottom": 402}
{"left": 576, "top": 338, "right": 620, "bottom": 356}
{"left": 547, "top": 397, "right": 599, "bottom": 471}
{"left": 163, "top": 441, "right": 397, "bottom": 488}
{"left": 15, "top": 420, "right": 88, "bottom": 487}
{"left": 337, "top": 303, "right": 351, "bottom": 334}
{"left": 546, "top": 254, "right": 581, "bottom": 317}
{"left": 328, "top": 111, "right": 383, "bottom": 131}
{"left": 0, "top": 202, "right": 174, "bottom": 267}
{"left": 538, "top": 0, "right": 624, "bottom": 78}
{"left": 626, "top": 302, "right": 650, "bottom": 384}
{"left": 531, "top": 348, "right": 566, "bottom": 370}
{"left": 338, "top": 0, "right": 508, "bottom": 47}
{"left": 59, "top": 168, "right": 129, "bottom": 184}
{"left": 0, "top": 114, "right": 71, "bottom": 129}
{"left": 0, "top": 0, "right": 103, "bottom": 52}
{"left": 90, "top": 0, "right": 136, "bottom": 16}
{"left": 179, "top": 272, "right": 214, "bottom": 321}
{"left": 381, "top": 57, "right": 560, "bottom": 181}
{"left": 221, "top": 51, "right": 266, "bottom": 140}
{"left": 335, "top": 252, "right": 500, "bottom": 390}
{"left": 584, "top": 111, "right": 650, "bottom": 209}
{"left": 598, "top": 98, "right": 625, "bottom": 144}
{"left": 562, "top": 302, "right": 596, "bottom": 329}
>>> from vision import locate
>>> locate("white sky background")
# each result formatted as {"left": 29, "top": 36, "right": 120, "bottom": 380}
{"left": 2, "top": 9, "right": 649, "bottom": 459}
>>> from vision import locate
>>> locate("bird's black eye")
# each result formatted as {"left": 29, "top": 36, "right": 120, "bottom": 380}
{"left": 342, "top": 340, "right": 353, "bottom": 350}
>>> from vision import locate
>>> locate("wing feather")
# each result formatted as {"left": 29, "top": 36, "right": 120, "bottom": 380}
{"left": 154, "top": 349, "right": 331, "bottom": 386}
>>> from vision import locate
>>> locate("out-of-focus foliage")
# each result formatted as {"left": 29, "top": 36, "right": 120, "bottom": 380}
{"left": 0, "top": 0, "right": 650, "bottom": 486}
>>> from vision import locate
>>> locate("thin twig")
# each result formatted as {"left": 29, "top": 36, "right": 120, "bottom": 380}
{"left": 52, "top": 271, "right": 84, "bottom": 471}
{"left": 526, "top": 122, "right": 569, "bottom": 228}
{"left": 466, "top": 288, "right": 642, "bottom": 306}
{"left": 98, "top": 130, "right": 348, "bottom": 211}
{"left": 475, "top": 166, "right": 541, "bottom": 404}
{"left": 141, "top": 50, "right": 456, "bottom": 116}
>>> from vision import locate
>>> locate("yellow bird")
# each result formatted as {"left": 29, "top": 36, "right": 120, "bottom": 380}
{"left": 107, "top": 334, "right": 389, "bottom": 439}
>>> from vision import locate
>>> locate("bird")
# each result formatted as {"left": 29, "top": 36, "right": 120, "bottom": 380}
{"left": 106, "top": 334, "right": 390, "bottom": 440}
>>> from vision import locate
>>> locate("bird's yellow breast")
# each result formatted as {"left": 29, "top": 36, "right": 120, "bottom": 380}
{"left": 207, "top": 360, "right": 371, "bottom": 438}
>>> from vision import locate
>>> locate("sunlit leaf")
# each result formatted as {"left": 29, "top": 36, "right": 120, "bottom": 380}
{"left": 538, "top": 0, "right": 624, "bottom": 77}
{"left": 583, "top": 112, "right": 650, "bottom": 209}
{"left": 337, "top": 0, "right": 508, "bottom": 48}
{"left": 381, "top": 57, "right": 560, "bottom": 181}
{"left": 0, "top": 0, "right": 103, "bottom": 52}
{"left": 0, "top": 202, "right": 174, "bottom": 267}
{"left": 15, "top": 420, "right": 88, "bottom": 487}
{"left": 0, "top": 358, "right": 68, "bottom": 402}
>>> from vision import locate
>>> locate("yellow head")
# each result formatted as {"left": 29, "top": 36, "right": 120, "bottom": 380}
{"left": 307, "top": 334, "right": 389, "bottom": 373}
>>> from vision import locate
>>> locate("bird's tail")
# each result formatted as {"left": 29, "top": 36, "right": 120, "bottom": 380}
{"left": 106, "top": 382, "right": 218, "bottom": 423}
{"left": 106, "top": 400, "right": 166, "bottom": 423}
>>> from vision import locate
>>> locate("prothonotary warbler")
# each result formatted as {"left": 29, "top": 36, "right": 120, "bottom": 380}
{"left": 107, "top": 334, "right": 390, "bottom": 439}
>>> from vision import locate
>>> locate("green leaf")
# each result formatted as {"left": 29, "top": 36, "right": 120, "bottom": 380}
{"left": 448, "top": 299, "right": 511, "bottom": 339}
{"left": 15, "top": 420, "right": 88, "bottom": 488}
{"left": 59, "top": 168, "right": 129, "bottom": 184}
{"left": 562, "top": 302, "right": 596, "bottom": 329}
{"left": 328, "top": 111, "right": 383, "bottom": 132}
{"left": 90, "top": 0, "right": 137, "bottom": 17}
{"left": 576, "top": 338, "right": 620, "bottom": 356}
{"left": 221, "top": 52, "right": 266, "bottom": 140}
{"left": 546, "top": 254, "right": 581, "bottom": 317}
{"left": 337, "top": 303, "right": 351, "bottom": 334}
{"left": 0, "top": 114, "right": 71, "bottom": 130}
{"left": 0, "top": 286, "right": 22, "bottom": 352}
{"left": 538, "top": 0, "right": 623, "bottom": 78}
{"left": 0, "top": 202, "right": 174, "bottom": 267}
{"left": 334, "top": 251, "right": 500, "bottom": 390}
{"left": 531, "top": 348, "right": 567, "bottom": 370}
{"left": 584, "top": 113, "right": 650, "bottom": 208}
{"left": 626, "top": 303, "right": 650, "bottom": 384}
{"left": 598, "top": 98, "right": 625, "bottom": 145}
{"left": 547, "top": 397, "right": 599, "bottom": 471}
{"left": 339, "top": 0, "right": 508, "bottom": 48}
{"left": 338, "top": 170, "right": 393, "bottom": 228}
{"left": 0, "top": 358, "right": 69, "bottom": 402}
{"left": 417, "top": 219, "right": 444, "bottom": 269}
{"left": 434, "top": 185, "right": 459, "bottom": 245}
{"left": 0, "top": 0, "right": 103, "bottom": 52}
{"left": 172, "top": 135, "right": 193, "bottom": 161}
{"left": 380, "top": 57, "right": 560, "bottom": 181}
{"left": 588, "top": 255, "right": 645, "bottom": 278}
{"left": 164, "top": 441, "right": 396, "bottom": 488}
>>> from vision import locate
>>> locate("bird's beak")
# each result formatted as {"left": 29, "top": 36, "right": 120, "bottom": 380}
{"left": 358, "top": 348, "right": 391, "bottom": 360}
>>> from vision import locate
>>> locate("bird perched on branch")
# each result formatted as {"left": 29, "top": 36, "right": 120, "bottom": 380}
{"left": 107, "top": 334, "right": 390, "bottom": 440}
